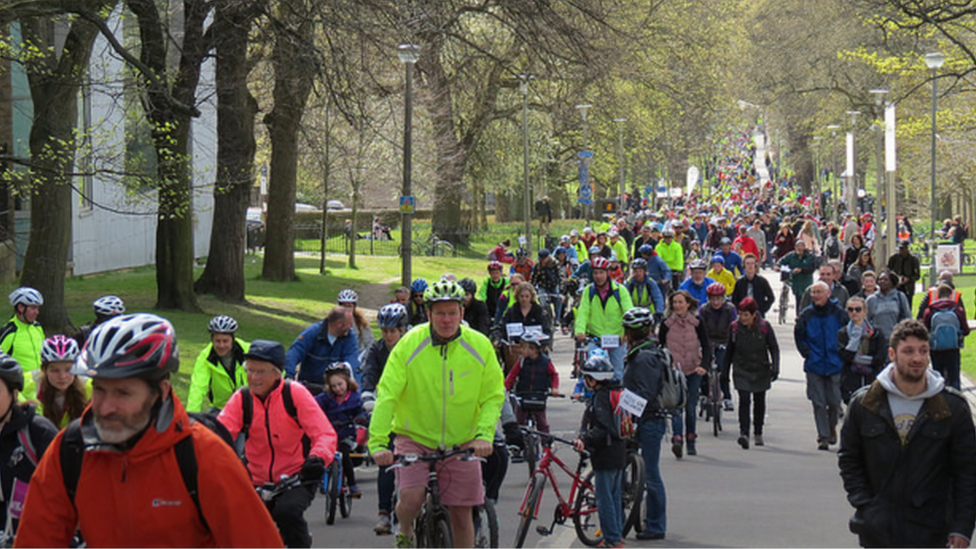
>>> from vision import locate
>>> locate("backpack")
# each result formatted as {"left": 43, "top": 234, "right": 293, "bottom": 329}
{"left": 237, "top": 380, "right": 308, "bottom": 459}
{"left": 824, "top": 235, "right": 841, "bottom": 259}
{"left": 60, "top": 411, "right": 236, "bottom": 532}
{"left": 587, "top": 284, "right": 623, "bottom": 310}
{"left": 656, "top": 348, "right": 687, "bottom": 412}
{"left": 609, "top": 389, "right": 636, "bottom": 440}
{"left": 930, "top": 309, "right": 963, "bottom": 350}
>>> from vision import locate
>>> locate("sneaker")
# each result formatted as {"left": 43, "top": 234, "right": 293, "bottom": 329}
{"left": 598, "top": 540, "right": 625, "bottom": 548}
{"left": 754, "top": 435, "right": 764, "bottom": 446}
{"left": 511, "top": 450, "right": 525, "bottom": 464}
{"left": 374, "top": 513, "right": 392, "bottom": 535}
{"left": 395, "top": 532, "right": 416, "bottom": 548}
{"left": 636, "top": 531, "right": 666, "bottom": 540}
{"left": 737, "top": 435, "right": 749, "bottom": 449}
{"left": 828, "top": 427, "right": 838, "bottom": 445}
{"left": 686, "top": 434, "right": 697, "bottom": 456}
{"left": 671, "top": 436, "right": 683, "bottom": 459}
{"left": 350, "top": 485, "right": 363, "bottom": 499}
{"left": 817, "top": 437, "right": 830, "bottom": 451}
{"left": 723, "top": 399, "right": 734, "bottom": 412}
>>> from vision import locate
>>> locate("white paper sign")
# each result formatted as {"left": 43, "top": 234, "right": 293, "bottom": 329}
{"left": 936, "top": 244, "right": 962, "bottom": 274}
{"left": 617, "top": 388, "right": 647, "bottom": 417}
{"left": 601, "top": 334, "right": 620, "bottom": 349}
{"left": 518, "top": 236, "right": 527, "bottom": 246}
{"left": 506, "top": 323, "right": 524, "bottom": 338}
{"left": 524, "top": 325, "right": 545, "bottom": 338}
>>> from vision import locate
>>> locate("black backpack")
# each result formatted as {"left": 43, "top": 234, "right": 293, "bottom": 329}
{"left": 60, "top": 411, "right": 236, "bottom": 532}
{"left": 237, "top": 380, "right": 308, "bottom": 459}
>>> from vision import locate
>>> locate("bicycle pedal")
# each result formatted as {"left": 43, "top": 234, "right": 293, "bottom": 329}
{"left": 536, "top": 526, "right": 551, "bottom": 536}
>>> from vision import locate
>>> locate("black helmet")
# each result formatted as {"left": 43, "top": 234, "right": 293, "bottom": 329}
{"left": 580, "top": 355, "right": 614, "bottom": 381}
{"left": 458, "top": 278, "right": 477, "bottom": 296}
{"left": 0, "top": 352, "right": 23, "bottom": 393}
{"left": 73, "top": 313, "right": 179, "bottom": 380}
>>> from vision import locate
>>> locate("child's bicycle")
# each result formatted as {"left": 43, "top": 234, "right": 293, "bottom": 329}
{"left": 699, "top": 344, "right": 727, "bottom": 437}
{"left": 571, "top": 335, "right": 602, "bottom": 379}
{"left": 777, "top": 265, "right": 792, "bottom": 324}
{"left": 389, "top": 447, "right": 486, "bottom": 548}
{"left": 322, "top": 423, "right": 370, "bottom": 525}
{"left": 513, "top": 429, "right": 645, "bottom": 548}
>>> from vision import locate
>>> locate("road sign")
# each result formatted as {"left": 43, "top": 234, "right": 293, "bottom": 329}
{"left": 578, "top": 183, "right": 593, "bottom": 206}
{"left": 399, "top": 196, "right": 415, "bottom": 214}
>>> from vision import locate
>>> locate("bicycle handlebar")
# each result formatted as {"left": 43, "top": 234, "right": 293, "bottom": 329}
{"left": 518, "top": 427, "right": 589, "bottom": 457}
{"left": 387, "top": 446, "right": 485, "bottom": 470}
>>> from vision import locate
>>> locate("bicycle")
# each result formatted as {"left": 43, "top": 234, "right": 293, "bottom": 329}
{"left": 513, "top": 430, "right": 644, "bottom": 548}
{"left": 571, "top": 335, "right": 601, "bottom": 379}
{"left": 323, "top": 421, "right": 371, "bottom": 525}
{"left": 389, "top": 447, "right": 485, "bottom": 548}
{"left": 699, "top": 343, "right": 726, "bottom": 437}
{"left": 777, "top": 265, "right": 792, "bottom": 325}
{"left": 536, "top": 288, "right": 563, "bottom": 332}
{"left": 472, "top": 497, "right": 499, "bottom": 548}
{"left": 511, "top": 392, "right": 563, "bottom": 476}
{"left": 400, "top": 233, "right": 456, "bottom": 257}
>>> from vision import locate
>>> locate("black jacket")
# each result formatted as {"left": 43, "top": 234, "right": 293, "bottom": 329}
{"left": 360, "top": 339, "right": 392, "bottom": 394}
{"left": 731, "top": 274, "right": 775, "bottom": 315}
{"left": 837, "top": 324, "right": 887, "bottom": 376}
{"left": 622, "top": 339, "right": 666, "bottom": 421}
{"left": 501, "top": 303, "right": 551, "bottom": 339}
{"left": 580, "top": 384, "right": 626, "bottom": 471}
{"left": 464, "top": 299, "right": 491, "bottom": 337}
{"left": 0, "top": 405, "right": 58, "bottom": 533}
{"left": 839, "top": 381, "right": 976, "bottom": 547}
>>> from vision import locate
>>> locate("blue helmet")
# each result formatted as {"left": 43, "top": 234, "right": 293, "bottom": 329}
{"left": 377, "top": 303, "right": 409, "bottom": 329}
{"left": 638, "top": 244, "right": 654, "bottom": 256}
{"left": 410, "top": 278, "right": 428, "bottom": 293}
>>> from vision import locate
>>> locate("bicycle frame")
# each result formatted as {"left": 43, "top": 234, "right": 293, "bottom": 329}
{"left": 518, "top": 436, "right": 595, "bottom": 526}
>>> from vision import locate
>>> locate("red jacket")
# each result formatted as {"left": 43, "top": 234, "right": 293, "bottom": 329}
{"left": 219, "top": 380, "right": 336, "bottom": 486}
{"left": 15, "top": 394, "right": 283, "bottom": 548}
{"left": 733, "top": 235, "right": 760, "bottom": 259}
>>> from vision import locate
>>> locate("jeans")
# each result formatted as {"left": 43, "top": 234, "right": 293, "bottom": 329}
{"left": 587, "top": 340, "right": 627, "bottom": 381}
{"left": 712, "top": 345, "right": 731, "bottom": 400}
{"left": 377, "top": 437, "right": 395, "bottom": 513}
{"left": 737, "top": 390, "right": 766, "bottom": 437}
{"left": 671, "top": 373, "right": 702, "bottom": 438}
{"left": 594, "top": 468, "right": 624, "bottom": 544}
{"left": 805, "top": 372, "right": 841, "bottom": 439}
{"left": 267, "top": 484, "right": 316, "bottom": 548}
{"left": 638, "top": 419, "right": 667, "bottom": 534}
{"left": 931, "top": 350, "right": 961, "bottom": 390}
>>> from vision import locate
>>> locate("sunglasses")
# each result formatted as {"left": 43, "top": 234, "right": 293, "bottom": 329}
{"left": 847, "top": 306, "right": 863, "bottom": 313}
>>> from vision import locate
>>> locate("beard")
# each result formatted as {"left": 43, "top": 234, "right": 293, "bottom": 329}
{"left": 94, "top": 398, "right": 154, "bottom": 444}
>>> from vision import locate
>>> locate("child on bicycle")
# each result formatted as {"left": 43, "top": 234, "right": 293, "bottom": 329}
{"left": 504, "top": 332, "right": 559, "bottom": 434}
{"left": 699, "top": 282, "right": 737, "bottom": 411}
{"left": 573, "top": 355, "right": 626, "bottom": 549}
{"left": 315, "top": 363, "right": 365, "bottom": 498}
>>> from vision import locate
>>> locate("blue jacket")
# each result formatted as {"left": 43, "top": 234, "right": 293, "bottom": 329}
{"left": 645, "top": 254, "right": 672, "bottom": 285}
{"left": 679, "top": 276, "right": 716, "bottom": 306}
{"left": 315, "top": 390, "right": 363, "bottom": 441}
{"left": 794, "top": 300, "right": 847, "bottom": 376}
{"left": 714, "top": 250, "right": 744, "bottom": 277}
{"left": 285, "top": 322, "right": 360, "bottom": 384}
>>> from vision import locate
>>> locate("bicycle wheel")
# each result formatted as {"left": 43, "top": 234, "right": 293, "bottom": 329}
{"left": 573, "top": 472, "right": 603, "bottom": 547}
{"left": 425, "top": 508, "right": 454, "bottom": 548}
{"left": 433, "top": 240, "right": 455, "bottom": 257}
{"left": 325, "top": 460, "right": 340, "bottom": 525}
{"left": 473, "top": 500, "right": 499, "bottom": 548}
{"left": 524, "top": 432, "right": 539, "bottom": 476}
{"left": 514, "top": 475, "right": 545, "bottom": 548}
{"left": 712, "top": 398, "right": 722, "bottom": 437}
{"left": 622, "top": 450, "right": 646, "bottom": 538}
{"left": 339, "top": 487, "right": 353, "bottom": 518}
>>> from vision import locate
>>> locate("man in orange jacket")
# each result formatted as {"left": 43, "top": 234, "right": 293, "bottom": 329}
{"left": 14, "top": 313, "right": 283, "bottom": 548}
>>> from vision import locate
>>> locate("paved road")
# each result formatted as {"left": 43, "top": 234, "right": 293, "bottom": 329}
{"left": 308, "top": 272, "right": 860, "bottom": 547}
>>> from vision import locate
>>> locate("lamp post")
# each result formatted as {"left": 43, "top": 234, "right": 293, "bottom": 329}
{"left": 846, "top": 110, "right": 861, "bottom": 217}
{"left": 576, "top": 104, "right": 592, "bottom": 219}
{"left": 869, "top": 88, "right": 888, "bottom": 260}
{"left": 813, "top": 135, "right": 823, "bottom": 214}
{"left": 614, "top": 118, "right": 627, "bottom": 213}
{"left": 398, "top": 43, "right": 420, "bottom": 287}
{"left": 926, "top": 51, "right": 946, "bottom": 287}
{"left": 520, "top": 74, "right": 533, "bottom": 255}
{"left": 827, "top": 124, "right": 841, "bottom": 222}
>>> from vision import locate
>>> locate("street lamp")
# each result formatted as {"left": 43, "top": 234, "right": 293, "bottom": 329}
{"left": 925, "top": 51, "right": 946, "bottom": 287}
{"left": 398, "top": 43, "right": 420, "bottom": 287}
{"left": 520, "top": 74, "right": 533, "bottom": 256}
{"left": 813, "top": 135, "right": 823, "bottom": 214}
{"left": 576, "top": 104, "right": 592, "bottom": 219}
{"left": 845, "top": 110, "right": 861, "bottom": 217}
{"left": 869, "top": 89, "right": 888, "bottom": 259}
{"left": 827, "top": 124, "right": 841, "bottom": 222}
{"left": 614, "top": 118, "right": 627, "bottom": 212}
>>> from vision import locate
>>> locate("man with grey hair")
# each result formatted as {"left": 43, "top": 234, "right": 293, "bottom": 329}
{"left": 799, "top": 261, "right": 850, "bottom": 312}
{"left": 795, "top": 281, "right": 848, "bottom": 450}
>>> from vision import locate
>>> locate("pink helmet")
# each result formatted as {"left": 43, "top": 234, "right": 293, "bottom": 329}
{"left": 41, "top": 334, "right": 80, "bottom": 364}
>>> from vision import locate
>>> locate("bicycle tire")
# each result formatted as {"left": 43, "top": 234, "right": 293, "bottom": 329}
{"left": 573, "top": 472, "right": 603, "bottom": 547}
{"left": 434, "top": 240, "right": 455, "bottom": 257}
{"left": 425, "top": 508, "right": 454, "bottom": 548}
{"left": 524, "top": 432, "right": 539, "bottom": 476}
{"left": 325, "top": 461, "right": 340, "bottom": 525}
{"left": 339, "top": 487, "right": 353, "bottom": 518}
{"left": 713, "top": 399, "right": 721, "bottom": 436}
{"left": 473, "top": 500, "right": 499, "bottom": 548}
{"left": 622, "top": 450, "right": 646, "bottom": 537}
{"left": 514, "top": 475, "right": 545, "bottom": 548}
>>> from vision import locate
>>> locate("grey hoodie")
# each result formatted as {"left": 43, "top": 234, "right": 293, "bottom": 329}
{"left": 876, "top": 363, "right": 945, "bottom": 442}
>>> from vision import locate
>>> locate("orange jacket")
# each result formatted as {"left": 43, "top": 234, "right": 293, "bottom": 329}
{"left": 14, "top": 394, "right": 283, "bottom": 548}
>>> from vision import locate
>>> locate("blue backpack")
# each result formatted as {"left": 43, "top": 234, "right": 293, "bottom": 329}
{"left": 930, "top": 309, "right": 963, "bottom": 350}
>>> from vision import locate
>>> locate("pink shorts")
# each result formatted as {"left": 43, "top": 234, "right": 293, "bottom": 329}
{"left": 394, "top": 436, "right": 485, "bottom": 507}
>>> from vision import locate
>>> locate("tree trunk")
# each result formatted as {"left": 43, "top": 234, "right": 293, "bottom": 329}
{"left": 19, "top": 16, "right": 102, "bottom": 333}
{"left": 261, "top": 2, "right": 314, "bottom": 282}
{"left": 194, "top": 0, "right": 258, "bottom": 301}
{"left": 788, "top": 126, "right": 814, "bottom": 195}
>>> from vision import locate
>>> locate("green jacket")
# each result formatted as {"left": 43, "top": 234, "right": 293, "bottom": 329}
{"left": 575, "top": 281, "right": 634, "bottom": 338}
{"left": 610, "top": 238, "right": 630, "bottom": 265}
{"left": 0, "top": 316, "right": 44, "bottom": 372}
{"left": 186, "top": 338, "right": 250, "bottom": 413}
{"left": 476, "top": 276, "right": 506, "bottom": 302}
{"left": 657, "top": 240, "right": 685, "bottom": 271}
{"left": 368, "top": 323, "right": 505, "bottom": 453}
{"left": 780, "top": 251, "right": 817, "bottom": 297}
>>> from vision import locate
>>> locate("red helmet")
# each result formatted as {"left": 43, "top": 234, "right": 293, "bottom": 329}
{"left": 592, "top": 256, "right": 611, "bottom": 271}
{"left": 488, "top": 261, "right": 503, "bottom": 272}
{"left": 706, "top": 282, "right": 727, "bottom": 296}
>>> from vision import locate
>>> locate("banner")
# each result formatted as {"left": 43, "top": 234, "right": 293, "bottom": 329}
{"left": 885, "top": 103, "right": 897, "bottom": 173}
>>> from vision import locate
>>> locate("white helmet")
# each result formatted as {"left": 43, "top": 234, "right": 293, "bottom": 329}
{"left": 93, "top": 295, "right": 126, "bottom": 318}
{"left": 9, "top": 287, "right": 43, "bottom": 308}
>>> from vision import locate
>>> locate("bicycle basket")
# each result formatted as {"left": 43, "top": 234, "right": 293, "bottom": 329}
{"left": 518, "top": 393, "right": 548, "bottom": 412}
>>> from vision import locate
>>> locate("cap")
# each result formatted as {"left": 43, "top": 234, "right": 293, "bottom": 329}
{"left": 244, "top": 339, "right": 286, "bottom": 369}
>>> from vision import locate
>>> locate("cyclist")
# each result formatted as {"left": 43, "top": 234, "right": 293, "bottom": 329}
{"left": 504, "top": 332, "right": 559, "bottom": 434}
{"left": 23, "top": 335, "right": 90, "bottom": 426}
{"left": 627, "top": 258, "right": 665, "bottom": 320}
{"left": 337, "top": 289, "right": 375, "bottom": 362}
{"left": 315, "top": 363, "right": 365, "bottom": 499}
{"left": 360, "top": 303, "right": 408, "bottom": 535}
{"left": 638, "top": 243, "right": 672, "bottom": 297}
{"left": 500, "top": 283, "right": 551, "bottom": 342}
{"left": 0, "top": 352, "right": 58, "bottom": 545}
{"left": 407, "top": 279, "right": 429, "bottom": 327}
{"left": 187, "top": 315, "right": 249, "bottom": 413}
{"left": 16, "top": 314, "right": 282, "bottom": 547}
{"left": 699, "top": 283, "right": 737, "bottom": 412}
{"left": 731, "top": 253, "right": 775, "bottom": 316}
{"left": 219, "top": 340, "right": 337, "bottom": 548}
{"left": 460, "top": 278, "right": 491, "bottom": 336}
{"left": 284, "top": 307, "right": 359, "bottom": 392}
{"left": 531, "top": 249, "right": 565, "bottom": 327}
{"left": 73, "top": 295, "right": 125, "bottom": 346}
{"left": 608, "top": 227, "right": 629, "bottom": 269}
{"left": 608, "top": 252, "right": 625, "bottom": 283}
{"left": 707, "top": 256, "right": 736, "bottom": 295}
{"left": 621, "top": 308, "right": 669, "bottom": 541}
{"left": 369, "top": 279, "right": 505, "bottom": 549}
{"left": 557, "top": 235, "right": 580, "bottom": 267}
{"left": 511, "top": 248, "right": 535, "bottom": 279}
{"left": 575, "top": 256, "right": 634, "bottom": 380}
{"left": 0, "top": 288, "right": 44, "bottom": 373}
{"left": 679, "top": 259, "right": 716, "bottom": 305}
{"left": 657, "top": 229, "right": 685, "bottom": 288}
{"left": 477, "top": 262, "right": 507, "bottom": 322}
{"left": 572, "top": 245, "right": 604, "bottom": 281}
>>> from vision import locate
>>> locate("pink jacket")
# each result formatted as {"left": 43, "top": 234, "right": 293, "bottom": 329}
{"left": 219, "top": 380, "right": 337, "bottom": 485}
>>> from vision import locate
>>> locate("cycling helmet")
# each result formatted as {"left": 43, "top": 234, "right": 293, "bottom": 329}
{"left": 325, "top": 361, "right": 354, "bottom": 377}
{"left": 487, "top": 261, "right": 503, "bottom": 272}
{"left": 208, "top": 315, "right": 239, "bottom": 334}
{"left": 538, "top": 249, "right": 551, "bottom": 260}
{"left": 580, "top": 355, "right": 614, "bottom": 381}
{"left": 706, "top": 282, "right": 727, "bottom": 296}
{"left": 0, "top": 352, "right": 23, "bottom": 392}
{"left": 377, "top": 303, "right": 409, "bottom": 329}
{"left": 588, "top": 245, "right": 601, "bottom": 255}
{"left": 591, "top": 257, "right": 611, "bottom": 271}
{"left": 719, "top": 237, "right": 733, "bottom": 245}
{"left": 710, "top": 255, "right": 725, "bottom": 265}
{"left": 554, "top": 247, "right": 567, "bottom": 256}
{"left": 570, "top": 229, "right": 580, "bottom": 237}
{"left": 41, "top": 335, "right": 80, "bottom": 364}
{"left": 9, "top": 287, "right": 43, "bottom": 308}
{"left": 93, "top": 295, "right": 126, "bottom": 317}
{"left": 423, "top": 279, "right": 465, "bottom": 303}
{"left": 608, "top": 227, "right": 619, "bottom": 237}
{"left": 337, "top": 289, "right": 359, "bottom": 304}
{"left": 638, "top": 244, "right": 654, "bottom": 256}
{"left": 609, "top": 252, "right": 618, "bottom": 262}
{"left": 520, "top": 332, "right": 549, "bottom": 347}
{"left": 689, "top": 259, "right": 708, "bottom": 271}
{"left": 410, "top": 278, "right": 429, "bottom": 293}
{"left": 73, "top": 313, "right": 178, "bottom": 380}
{"left": 661, "top": 229, "right": 674, "bottom": 237}
{"left": 622, "top": 307, "right": 654, "bottom": 329}
{"left": 516, "top": 248, "right": 529, "bottom": 259}
{"left": 630, "top": 258, "right": 648, "bottom": 271}
{"left": 458, "top": 278, "right": 477, "bottom": 296}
